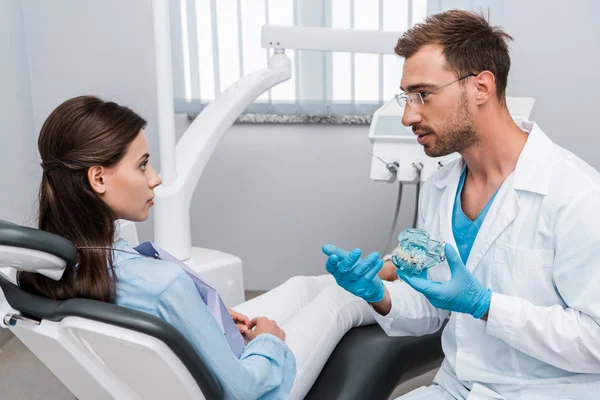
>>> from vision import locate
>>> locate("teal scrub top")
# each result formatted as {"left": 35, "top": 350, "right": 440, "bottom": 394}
{"left": 452, "top": 167, "right": 500, "bottom": 264}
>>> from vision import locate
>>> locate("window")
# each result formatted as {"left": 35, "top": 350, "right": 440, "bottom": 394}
{"left": 170, "top": 0, "right": 428, "bottom": 117}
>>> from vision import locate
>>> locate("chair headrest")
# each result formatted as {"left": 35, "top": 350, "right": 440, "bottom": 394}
{"left": 0, "top": 220, "right": 76, "bottom": 281}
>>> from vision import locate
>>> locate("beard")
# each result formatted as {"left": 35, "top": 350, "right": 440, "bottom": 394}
{"left": 416, "top": 90, "right": 479, "bottom": 158}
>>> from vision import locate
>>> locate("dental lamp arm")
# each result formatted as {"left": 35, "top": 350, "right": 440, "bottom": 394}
{"left": 153, "top": 53, "right": 292, "bottom": 260}
{"left": 152, "top": 0, "right": 177, "bottom": 185}
{"left": 175, "top": 53, "right": 291, "bottom": 202}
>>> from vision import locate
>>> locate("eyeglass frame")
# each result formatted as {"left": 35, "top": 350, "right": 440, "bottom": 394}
{"left": 395, "top": 73, "right": 478, "bottom": 108}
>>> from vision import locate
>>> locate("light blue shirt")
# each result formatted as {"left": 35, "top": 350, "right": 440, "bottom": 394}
{"left": 452, "top": 168, "right": 499, "bottom": 264}
{"left": 111, "top": 239, "right": 296, "bottom": 399}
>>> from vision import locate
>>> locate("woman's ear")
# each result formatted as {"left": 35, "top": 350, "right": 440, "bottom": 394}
{"left": 88, "top": 165, "right": 107, "bottom": 195}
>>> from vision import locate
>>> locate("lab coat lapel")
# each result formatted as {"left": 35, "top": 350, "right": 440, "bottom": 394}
{"left": 436, "top": 122, "right": 550, "bottom": 272}
{"left": 465, "top": 175, "right": 519, "bottom": 272}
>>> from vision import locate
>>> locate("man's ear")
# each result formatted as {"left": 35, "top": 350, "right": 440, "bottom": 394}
{"left": 88, "top": 165, "right": 107, "bottom": 195}
{"left": 473, "top": 71, "right": 496, "bottom": 105}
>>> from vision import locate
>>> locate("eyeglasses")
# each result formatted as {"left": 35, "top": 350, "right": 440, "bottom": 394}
{"left": 395, "top": 73, "right": 477, "bottom": 108}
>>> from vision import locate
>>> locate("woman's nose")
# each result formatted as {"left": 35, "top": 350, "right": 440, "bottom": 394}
{"left": 148, "top": 164, "right": 162, "bottom": 188}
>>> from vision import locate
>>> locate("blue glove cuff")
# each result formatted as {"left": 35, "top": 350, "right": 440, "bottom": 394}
{"left": 471, "top": 288, "right": 492, "bottom": 319}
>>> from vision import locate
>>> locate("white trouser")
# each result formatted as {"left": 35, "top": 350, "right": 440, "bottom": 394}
{"left": 233, "top": 275, "right": 376, "bottom": 400}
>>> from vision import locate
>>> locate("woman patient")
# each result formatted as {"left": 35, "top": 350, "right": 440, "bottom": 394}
{"left": 18, "top": 96, "right": 384, "bottom": 399}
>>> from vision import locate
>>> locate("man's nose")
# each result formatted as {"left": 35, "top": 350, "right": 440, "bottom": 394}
{"left": 402, "top": 104, "right": 423, "bottom": 127}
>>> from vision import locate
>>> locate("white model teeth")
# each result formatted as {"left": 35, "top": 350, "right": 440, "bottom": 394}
{"left": 394, "top": 249, "right": 422, "bottom": 266}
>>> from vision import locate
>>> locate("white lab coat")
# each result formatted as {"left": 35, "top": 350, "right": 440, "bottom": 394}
{"left": 375, "top": 121, "right": 600, "bottom": 399}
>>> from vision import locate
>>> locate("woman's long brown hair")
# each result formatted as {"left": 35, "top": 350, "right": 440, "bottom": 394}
{"left": 18, "top": 96, "right": 146, "bottom": 302}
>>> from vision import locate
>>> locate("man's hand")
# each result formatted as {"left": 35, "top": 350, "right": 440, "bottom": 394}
{"left": 396, "top": 244, "right": 491, "bottom": 319}
{"left": 322, "top": 244, "right": 385, "bottom": 303}
{"left": 228, "top": 309, "right": 252, "bottom": 335}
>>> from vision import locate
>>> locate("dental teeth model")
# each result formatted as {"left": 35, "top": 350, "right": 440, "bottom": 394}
{"left": 391, "top": 228, "right": 446, "bottom": 275}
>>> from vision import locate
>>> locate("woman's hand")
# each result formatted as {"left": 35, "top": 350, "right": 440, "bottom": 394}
{"left": 228, "top": 309, "right": 252, "bottom": 334}
{"left": 244, "top": 317, "right": 286, "bottom": 342}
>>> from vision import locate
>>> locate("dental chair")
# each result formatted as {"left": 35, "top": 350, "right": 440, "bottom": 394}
{"left": 0, "top": 219, "right": 444, "bottom": 400}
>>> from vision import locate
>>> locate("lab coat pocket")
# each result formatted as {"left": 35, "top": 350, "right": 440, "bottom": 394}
{"left": 493, "top": 244, "right": 558, "bottom": 306}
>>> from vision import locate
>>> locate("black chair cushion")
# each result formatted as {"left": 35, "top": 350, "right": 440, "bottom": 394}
{"left": 305, "top": 324, "right": 444, "bottom": 400}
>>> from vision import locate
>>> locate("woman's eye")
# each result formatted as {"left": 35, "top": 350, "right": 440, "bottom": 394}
{"left": 141, "top": 161, "right": 148, "bottom": 171}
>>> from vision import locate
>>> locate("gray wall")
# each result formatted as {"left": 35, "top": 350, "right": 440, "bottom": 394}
{"left": 0, "top": 0, "right": 39, "bottom": 227}
{"left": 5, "top": 0, "right": 600, "bottom": 290}
{"left": 175, "top": 119, "right": 415, "bottom": 290}
{"left": 497, "top": 0, "right": 600, "bottom": 163}
{"left": 0, "top": 0, "right": 37, "bottom": 348}
{"left": 20, "top": 0, "right": 160, "bottom": 240}
{"left": 435, "top": 0, "right": 600, "bottom": 163}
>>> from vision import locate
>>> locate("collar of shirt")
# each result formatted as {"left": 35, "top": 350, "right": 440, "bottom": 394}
{"left": 112, "top": 238, "right": 145, "bottom": 265}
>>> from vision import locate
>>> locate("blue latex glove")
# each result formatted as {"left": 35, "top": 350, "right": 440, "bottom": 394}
{"left": 322, "top": 244, "right": 385, "bottom": 303}
{"left": 396, "top": 244, "right": 491, "bottom": 319}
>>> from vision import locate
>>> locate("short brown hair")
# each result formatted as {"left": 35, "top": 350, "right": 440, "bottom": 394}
{"left": 395, "top": 10, "right": 513, "bottom": 103}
